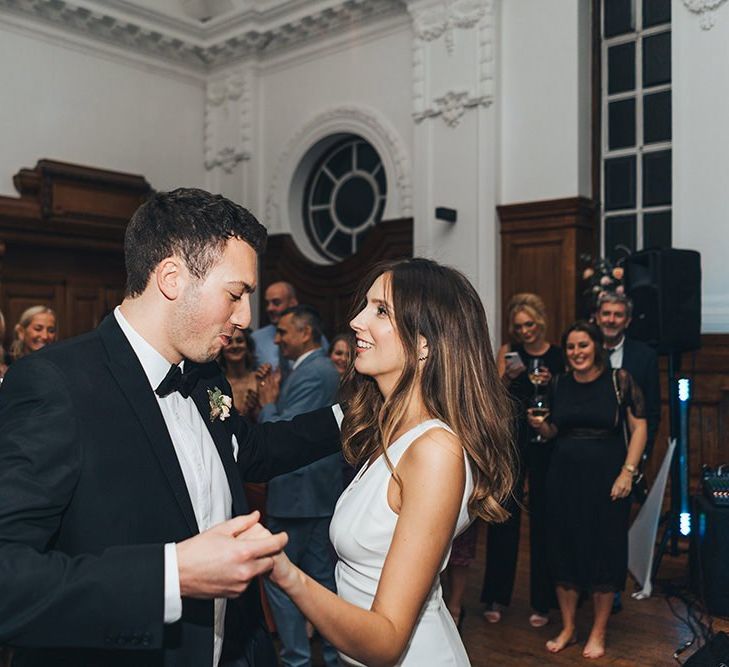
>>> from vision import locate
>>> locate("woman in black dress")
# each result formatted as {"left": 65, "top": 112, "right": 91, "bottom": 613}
{"left": 481, "top": 293, "right": 562, "bottom": 627}
{"left": 530, "top": 321, "right": 647, "bottom": 659}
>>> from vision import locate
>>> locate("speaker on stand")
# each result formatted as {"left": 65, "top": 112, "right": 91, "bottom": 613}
{"left": 624, "top": 249, "right": 702, "bottom": 563}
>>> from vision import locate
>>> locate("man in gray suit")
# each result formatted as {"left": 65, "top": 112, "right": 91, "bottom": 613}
{"left": 258, "top": 305, "right": 341, "bottom": 667}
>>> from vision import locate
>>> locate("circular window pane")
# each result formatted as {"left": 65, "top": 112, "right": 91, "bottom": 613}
{"left": 303, "top": 136, "right": 387, "bottom": 262}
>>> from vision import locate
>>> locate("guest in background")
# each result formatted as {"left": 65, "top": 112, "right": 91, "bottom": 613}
{"left": 251, "top": 281, "right": 299, "bottom": 369}
{"left": 258, "top": 305, "right": 342, "bottom": 667}
{"left": 530, "top": 321, "right": 646, "bottom": 659}
{"left": 219, "top": 327, "right": 260, "bottom": 420}
{"left": 329, "top": 334, "right": 353, "bottom": 376}
{"left": 596, "top": 292, "right": 660, "bottom": 457}
{"left": 481, "top": 293, "right": 561, "bottom": 627}
{"left": 9, "top": 305, "right": 57, "bottom": 362}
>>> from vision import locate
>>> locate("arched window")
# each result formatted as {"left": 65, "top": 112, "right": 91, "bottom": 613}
{"left": 302, "top": 135, "right": 387, "bottom": 262}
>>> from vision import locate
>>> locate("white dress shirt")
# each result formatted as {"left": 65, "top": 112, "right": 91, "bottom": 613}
{"left": 608, "top": 335, "right": 625, "bottom": 369}
{"left": 114, "top": 307, "right": 232, "bottom": 667}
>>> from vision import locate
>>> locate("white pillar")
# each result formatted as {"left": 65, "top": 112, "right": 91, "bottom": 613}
{"left": 406, "top": 0, "right": 499, "bottom": 330}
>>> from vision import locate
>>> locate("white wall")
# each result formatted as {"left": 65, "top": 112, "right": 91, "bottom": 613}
{"left": 0, "top": 25, "right": 205, "bottom": 196}
{"left": 499, "top": 0, "right": 591, "bottom": 204}
{"left": 672, "top": 3, "right": 729, "bottom": 333}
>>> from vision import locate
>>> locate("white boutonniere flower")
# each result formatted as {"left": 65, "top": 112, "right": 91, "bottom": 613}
{"left": 207, "top": 387, "right": 232, "bottom": 422}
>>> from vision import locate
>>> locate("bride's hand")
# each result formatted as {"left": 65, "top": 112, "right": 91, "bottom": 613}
{"left": 269, "top": 550, "right": 303, "bottom": 594}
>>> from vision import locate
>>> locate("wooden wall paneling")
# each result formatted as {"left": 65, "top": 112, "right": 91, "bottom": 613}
{"left": 499, "top": 197, "right": 598, "bottom": 343}
{"left": 65, "top": 286, "right": 107, "bottom": 335}
{"left": 0, "top": 160, "right": 151, "bottom": 344}
{"left": 258, "top": 218, "right": 413, "bottom": 338}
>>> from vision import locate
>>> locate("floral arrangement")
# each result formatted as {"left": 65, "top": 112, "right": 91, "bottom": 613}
{"left": 207, "top": 387, "right": 232, "bottom": 422}
{"left": 580, "top": 253, "right": 626, "bottom": 314}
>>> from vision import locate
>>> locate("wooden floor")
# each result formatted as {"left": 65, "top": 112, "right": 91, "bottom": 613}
{"left": 454, "top": 523, "right": 728, "bottom": 666}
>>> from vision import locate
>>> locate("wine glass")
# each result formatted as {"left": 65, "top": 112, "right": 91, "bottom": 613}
{"left": 527, "top": 394, "right": 550, "bottom": 443}
{"left": 528, "top": 357, "right": 550, "bottom": 394}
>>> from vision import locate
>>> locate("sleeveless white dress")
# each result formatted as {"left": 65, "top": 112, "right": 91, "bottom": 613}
{"left": 329, "top": 419, "right": 473, "bottom": 666}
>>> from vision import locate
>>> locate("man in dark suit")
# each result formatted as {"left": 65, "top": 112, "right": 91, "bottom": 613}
{"left": 596, "top": 292, "right": 660, "bottom": 616}
{"left": 596, "top": 293, "right": 661, "bottom": 456}
{"left": 258, "top": 305, "right": 341, "bottom": 667}
{"left": 0, "top": 189, "right": 341, "bottom": 667}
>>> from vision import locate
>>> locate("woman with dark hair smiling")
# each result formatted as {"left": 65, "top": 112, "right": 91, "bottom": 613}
{"left": 219, "top": 327, "right": 259, "bottom": 420}
{"left": 267, "top": 257, "right": 517, "bottom": 666}
{"left": 529, "top": 321, "right": 647, "bottom": 659}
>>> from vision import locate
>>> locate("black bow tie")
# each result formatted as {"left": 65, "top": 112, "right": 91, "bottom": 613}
{"left": 155, "top": 363, "right": 200, "bottom": 399}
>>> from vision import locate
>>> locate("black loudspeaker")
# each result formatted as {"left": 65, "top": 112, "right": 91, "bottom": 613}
{"left": 690, "top": 495, "right": 729, "bottom": 617}
{"left": 624, "top": 249, "right": 701, "bottom": 354}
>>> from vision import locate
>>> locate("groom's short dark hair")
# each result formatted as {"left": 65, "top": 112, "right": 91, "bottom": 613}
{"left": 124, "top": 188, "right": 267, "bottom": 297}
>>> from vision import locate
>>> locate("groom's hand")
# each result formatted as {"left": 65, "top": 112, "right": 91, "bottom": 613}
{"left": 176, "top": 511, "right": 287, "bottom": 598}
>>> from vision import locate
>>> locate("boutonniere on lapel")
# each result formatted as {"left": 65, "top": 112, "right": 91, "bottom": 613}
{"left": 207, "top": 387, "right": 232, "bottom": 422}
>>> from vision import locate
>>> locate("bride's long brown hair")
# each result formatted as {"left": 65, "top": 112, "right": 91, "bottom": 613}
{"left": 340, "top": 258, "right": 516, "bottom": 523}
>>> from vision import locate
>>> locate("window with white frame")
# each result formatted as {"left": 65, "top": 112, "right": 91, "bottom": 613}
{"left": 600, "top": 0, "right": 672, "bottom": 261}
{"left": 302, "top": 135, "right": 387, "bottom": 263}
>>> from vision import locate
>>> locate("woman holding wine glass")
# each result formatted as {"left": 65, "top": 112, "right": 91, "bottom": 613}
{"left": 529, "top": 321, "right": 646, "bottom": 659}
{"left": 481, "top": 293, "right": 563, "bottom": 627}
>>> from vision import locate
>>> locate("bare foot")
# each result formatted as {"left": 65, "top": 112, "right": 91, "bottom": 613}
{"left": 546, "top": 628, "right": 577, "bottom": 653}
{"left": 582, "top": 634, "right": 606, "bottom": 659}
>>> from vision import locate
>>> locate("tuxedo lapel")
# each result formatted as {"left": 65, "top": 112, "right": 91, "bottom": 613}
{"left": 97, "top": 316, "right": 199, "bottom": 535}
{"left": 191, "top": 381, "right": 248, "bottom": 516}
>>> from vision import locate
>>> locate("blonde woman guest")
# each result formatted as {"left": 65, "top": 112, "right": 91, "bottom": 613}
{"left": 268, "top": 258, "right": 517, "bottom": 666}
{"left": 530, "top": 321, "right": 647, "bottom": 659}
{"left": 481, "top": 293, "right": 562, "bottom": 627}
{"left": 9, "top": 306, "right": 57, "bottom": 362}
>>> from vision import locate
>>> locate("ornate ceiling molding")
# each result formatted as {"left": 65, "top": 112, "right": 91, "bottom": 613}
{"left": 681, "top": 0, "right": 728, "bottom": 29}
{"left": 0, "top": 0, "right": 406, "bottom": 72}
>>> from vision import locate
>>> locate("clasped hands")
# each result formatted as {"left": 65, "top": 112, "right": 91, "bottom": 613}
{"left": 176, "top": 511, "right": 295, "bottom": 599}
{"left": 256, "top": 364, "right": 281, "bottom": 406}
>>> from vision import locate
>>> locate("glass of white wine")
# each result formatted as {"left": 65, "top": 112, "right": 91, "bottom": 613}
{"left": 527, "top": 394, "right": 550, "bottom": 443}
{"left": 528, "top": 357, "right": 550, "bottom": 393}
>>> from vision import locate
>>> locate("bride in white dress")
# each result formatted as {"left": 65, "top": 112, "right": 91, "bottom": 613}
{"left": 268, "top": 258, "right": 516, "bottom": 666}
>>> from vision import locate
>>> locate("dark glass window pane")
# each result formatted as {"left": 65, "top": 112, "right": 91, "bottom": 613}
{"left": 643, "top": 32, "right": 671, "bottom": 87}
{"left": 643, "top": 0, "right": 670, "bottom": 28}
{"left": 608, "top": 42, "right": 636, "bottom": 94}
{"left": 604, "top": 156, "right": 636, "bottom": 210}
{"left": 311, "top": 171, "right": 334, "bottom": 206}
{"left": 608, "top": 98, "right": 636, "bottom": 149}
{"left": 374, "top": 165, "right": 387, "bottom": 195}
{"left": 327, "top": 144, "right": 353, "bottom": 179}
{"left": 327, "top": 230, "right": 352, "bottom": 259}
{"left": 644, "top": 211, "right": 672, "bottom": 249}
{"left": 356, "top": 142, "right": 379, "bottom": 173}
{"left": 605, "top": 0, "right": 634, "bottom": 37}
{"left": 643, "top": 91, "right": 672, "bottom": 143}
{"left": 335, "top": 176, "right": 375, "bottom": 229}
{"left": 643, "top": 150, "right": 672, "bottom": 206}
{"left": 605, "top": 215, "right": 637, "bottom": 261}
{"left": 311, "top": 209, "right": 333, "bottom": 241}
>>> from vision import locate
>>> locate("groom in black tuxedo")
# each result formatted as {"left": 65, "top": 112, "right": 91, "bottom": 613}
{"left": 0, "top": 189, "right": 341, "bottom": 666}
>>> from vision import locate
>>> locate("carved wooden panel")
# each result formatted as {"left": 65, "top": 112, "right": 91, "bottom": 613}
{"left": 0, "top": 160, "right": 151, "bottom": 347}
{"left": 259, "top": 218, "right": 413, "bottom": 338}
{"left": 499, "top": 197, "right": 598, "bottom": 343}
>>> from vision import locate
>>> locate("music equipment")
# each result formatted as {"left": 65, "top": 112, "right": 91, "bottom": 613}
{"left": 690, "top": 495, "right": 729, "bottom": 617}
{"left": 682, "top": 632, "right": 729, "bottom": 666}
{"left": 624, "top": 249, "right": 701, "bottom": 353}
{"left": 703, "top": 465, "right": 729, "bottom": 507}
